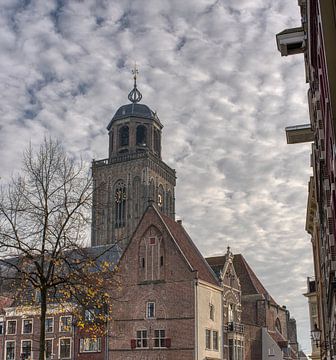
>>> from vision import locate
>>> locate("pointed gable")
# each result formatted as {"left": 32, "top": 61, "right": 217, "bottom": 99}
{"left": 155, "top": 209, "right": 219, "bottom": 287}
{"left": 233, "top": 254, "right": 278, "bottom": 305}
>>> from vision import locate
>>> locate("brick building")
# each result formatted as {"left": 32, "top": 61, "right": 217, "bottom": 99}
{"left": 0, "top": 300, "right": 108, "bottom": 360}
{"left": 207, "top": 254, "right": 299, "bottom": 360}
{"left": 109, "top": 204, "right": 223, "bottom": 360}
{"left": 276, "top": 0, "right": 336, "bottom": 357}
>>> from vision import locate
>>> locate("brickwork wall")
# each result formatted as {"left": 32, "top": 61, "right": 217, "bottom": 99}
{"left": 110, "top": 207, "right": 196, "bottom": 359}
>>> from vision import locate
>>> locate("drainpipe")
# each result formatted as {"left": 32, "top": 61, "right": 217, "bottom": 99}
{"left": 194, "top": 274, "right": 198, "bottom": 360}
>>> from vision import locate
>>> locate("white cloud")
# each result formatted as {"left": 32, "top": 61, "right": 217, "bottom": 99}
{"left": 0, "top": 0, "right": 313, "bottom": 353}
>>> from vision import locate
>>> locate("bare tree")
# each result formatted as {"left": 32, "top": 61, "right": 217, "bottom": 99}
{"left": 0, "top": 138, "right": 118, "bottom": 360}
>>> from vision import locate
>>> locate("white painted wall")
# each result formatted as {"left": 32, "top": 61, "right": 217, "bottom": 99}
{"left": 196, "top": 280, "right": 223, "bottom": 360}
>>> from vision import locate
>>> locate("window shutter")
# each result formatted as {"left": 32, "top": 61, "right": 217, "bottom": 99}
{"left": 165, "top": 338, "right": 171, "bottom": 348}
{"left": 131, "top": 339, "right": 136, "bottom": 349}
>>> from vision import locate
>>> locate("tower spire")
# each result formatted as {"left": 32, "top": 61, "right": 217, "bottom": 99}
{"left": 128, "top": 63, "right": 142, "bottom": 103}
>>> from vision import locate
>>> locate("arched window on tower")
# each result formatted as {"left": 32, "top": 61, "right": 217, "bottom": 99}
{"left": 114, "top": 181, "right": 126, "bottom": 228}
{"left": 149, "top": 178, "right": 155, "bottom": 202}
{"left": 133, "top": 177, "right": 141, "bottom": 220}
{"left": 154, "top": 129, "right": 160, "bottom": 155}
{"left": 136, "top": 125, "right": 147, "bottom": 146}
{"left": 158, "top": 184, "right": 164, "bottom": 208}
{"left": 119, "top": 126, "right": 129, "bottom": 147}
{"left": 275, "top": 318, "right": 282, "bottom": 334}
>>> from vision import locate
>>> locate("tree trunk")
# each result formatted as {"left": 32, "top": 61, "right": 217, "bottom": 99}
{"left": 39, "top": 288, "right": 47, "bottom": 360}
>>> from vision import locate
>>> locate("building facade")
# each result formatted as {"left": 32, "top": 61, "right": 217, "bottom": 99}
{"left": 276, "top": 0, "right": 336, "bottom": 357}
{"left": 0, "top": 302, "right": 107, "bottom": 360}
{"left": 109, "top": 205, "right": 223, "bottom": 360}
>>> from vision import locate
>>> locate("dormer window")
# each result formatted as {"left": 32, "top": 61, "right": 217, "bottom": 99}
{"left": 119, "top": 126, "right": 129, "bottom": 147}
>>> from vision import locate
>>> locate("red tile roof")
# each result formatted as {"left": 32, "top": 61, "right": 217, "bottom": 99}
{"left": 157, "top": 210, "right": 219, "bottom": 287}
{"left": 233, "top": 254, "right": 278, "bottom": 305}
{"left": 206, "top": 254, "right": 278, "bottom": 305}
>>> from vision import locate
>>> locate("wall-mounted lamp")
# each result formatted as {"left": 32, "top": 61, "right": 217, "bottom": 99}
{"left": 311, "top": 323, "right": 321, "bottom": 347}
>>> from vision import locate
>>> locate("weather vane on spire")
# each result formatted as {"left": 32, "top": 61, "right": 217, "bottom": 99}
{"left": 128, "top": 62, "right": 142, "bottom": 103}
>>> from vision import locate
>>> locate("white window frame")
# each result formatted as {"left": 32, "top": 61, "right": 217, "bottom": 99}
{"left": 45, "top": 339, "right": 53, "bottom": 360}
{"left": 21, "top": 339, "right": 32, "bottom": 360}
{"left": 22, "top": 318, "right": 33, "bottom": 334}
{"left": 59, "top": 337, "right": 71, "bottom": 359}
{"left": 5, "top": 340, "right": 16, "bottom": 360}
{"left": 6, "top": 320, "right": 17, "bottom": 335}
{"left": 0, "top": 320, "right": 4, "bottom": 335}
{"left": 153, "top": 329, "right": 166, "bottom": 348}
{"left": 136, "top": 330, "right": 148, "bottom": 349}
{"left": 59, "top": 316, "right": 72, "bottom": 332}
{"left": 45, "top": 317, "right": 54, "bottom": 333}
{"left": 146, "top": 302, "right": 155, "bottom": 319}
{"left": 79, "top": 338, "right": 102, "bottom": 353}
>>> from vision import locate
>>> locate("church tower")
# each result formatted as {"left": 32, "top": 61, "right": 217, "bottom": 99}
{"left": 91, "top": 68, "right": 176, "bottom": 248}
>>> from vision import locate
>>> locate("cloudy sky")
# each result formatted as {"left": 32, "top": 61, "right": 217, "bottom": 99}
{"left": 0, "top": 0, "right": 313, "bottom": 352}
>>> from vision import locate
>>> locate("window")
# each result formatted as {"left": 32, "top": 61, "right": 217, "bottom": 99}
{"left": 205, "top": 329, "right": 211, "bottom": 349}
{"left": 79, "top": 338, "right": 101, "bottom": 353}
{"left": 275, "top": 318, "right": 282, "bottom": 334}
{"left": 228, "top": 303, "right": 234, "bottom": 322}
{"left": 0, "top": 321, "right": 3, "bottom": 334}
{"left": 229, "top": 339, "right": 244, "bottom": 360}
{"left": 6, "top": 341, "right": 15, "bottom": 360}
{"left": 60, "top": 316, "right": 72, "bottom": 332}
{"left": 45, "top": 318, "right": 54, "bottom": 333}
{"left": 154, "top": 129, "right": 160, "bottom": 154}
{"left": 84, "top": 309, "right": 97, "bottom": 322}
{"left": 154, "top": 329, "right": 166, "bottom": 348}
{"left": 119, "top": 126, "right": 129, "bottom": 147}
{"left": 136, "top": 125, "right": 147, "bottom": 146}
{"left": 59, "top": 338, "right": 71, "bottom": 359}
{"left": 5, "top": 340, "right": 15, "bottom": 360}
{"left": 6, "top": 320, "right": 16, "bottom": 335}
{"left": 45, "top": 339, "right": 53, "bottom": 360}
{"left": 21, "top": 340, "right": 32, "bottom": 360}
{"left": 22, "top": 319, "right": 33, "bottom": 334}
{"left": 160, "top": 255, "right": 164, "bottom": 267}
{"left": 146, "top": 302, "right": 155, "bottom": 318}
{"left": 114, "top": 181, "right": 126, "bottom": 228}
{"left": 213, "top": 330, "right": 218, "bottom": 350}
{"left": 142, "top": 258, "right": 145, "bottom": 268}
{"left": 210, "top": 303, "right": 215, "bottom": 320}
{"left": 136, "top": 330, "right": 148, "bottom": 348}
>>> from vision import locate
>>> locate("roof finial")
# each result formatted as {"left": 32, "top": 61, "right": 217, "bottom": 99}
{"left": 128, "top": 62, "right": 142, "bottom": 103}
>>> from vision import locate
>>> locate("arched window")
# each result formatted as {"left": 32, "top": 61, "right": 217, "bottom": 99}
{"left": 149, "top": 178, "right": 155, "bottom": 201}
{"left": 114, "top": 181, "right": 126, "bottom": 228}
{"left": 136, "top": 125, "right": 147, "bottom": 146}
{"left": 119, "top": 126, "right": 129, "bottom": 147}
{"left": 133, "top": 177, "right": 141, "bottom": 220}
{"left": 228, "top": 303, "right": 234, "bottom": 322}
{"left": 154, "top": 129, "right": 160, "bottom": 154}
{"left": 275, "top": 318, "right": 282, "bottom": 333}
{"left": 158, "top": 184, "right": 164, "bottom": 208}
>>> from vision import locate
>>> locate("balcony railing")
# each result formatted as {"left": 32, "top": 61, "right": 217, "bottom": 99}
{"left": 224, "top": 322, "right": 244, "bottom": 334}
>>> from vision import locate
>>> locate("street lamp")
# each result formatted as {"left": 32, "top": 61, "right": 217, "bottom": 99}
{"left": 311, "top": 323, "right": 321, "bottom": 347}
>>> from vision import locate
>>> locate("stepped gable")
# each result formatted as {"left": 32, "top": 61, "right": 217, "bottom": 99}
{"left": 158, "top": 210, "right": 219, "bottom": 287}
{"left": 233, "top": 254, "right": 277, "bottom": 305}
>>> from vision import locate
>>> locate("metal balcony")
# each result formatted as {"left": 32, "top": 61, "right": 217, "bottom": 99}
{"left": 225, "top": 322, "right": 244, "bottom": 334}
